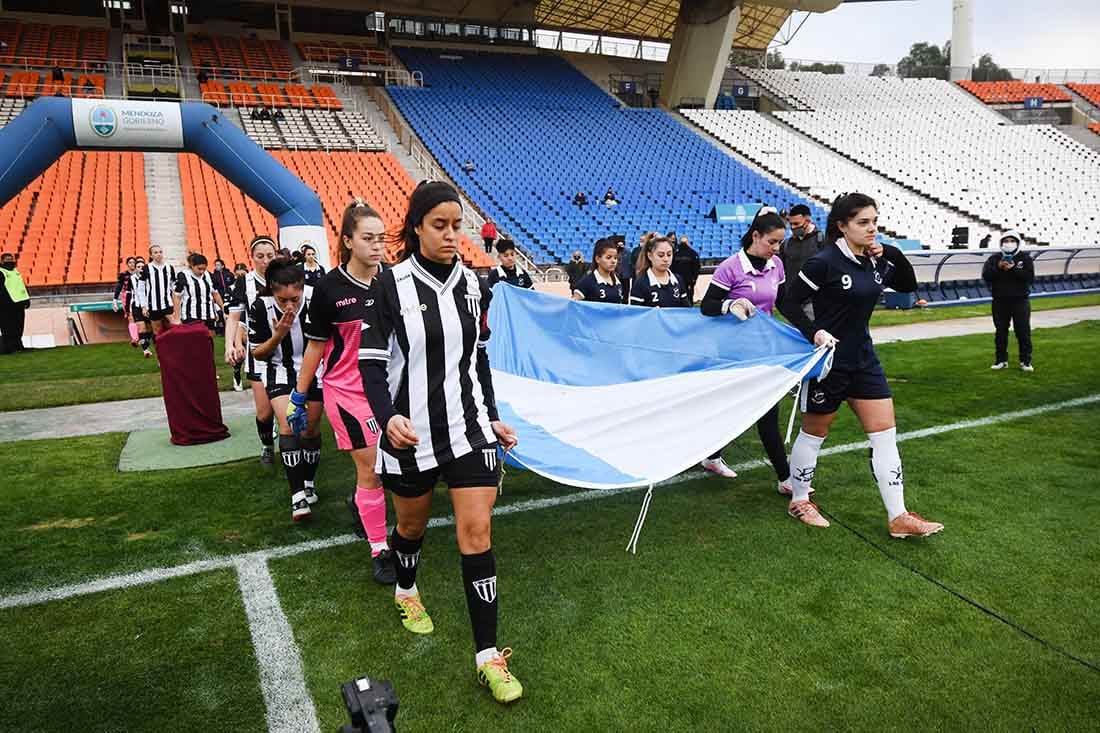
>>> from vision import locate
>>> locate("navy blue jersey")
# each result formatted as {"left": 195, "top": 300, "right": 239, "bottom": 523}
{"left": 780, "top": 241, "right": 916, "bottom": 368}
{"left": 573, "top": 271, "right": 626, "bottom": 304}
{"left": 486, "top": 264, "right": 534, "bottom": 289}
{"left": 629, "top": 269, "right": 689, "bottom": 308}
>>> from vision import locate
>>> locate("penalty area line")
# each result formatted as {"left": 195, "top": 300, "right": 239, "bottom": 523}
{"left": 1, "top": 392, "right": 1097, "bottom": 612}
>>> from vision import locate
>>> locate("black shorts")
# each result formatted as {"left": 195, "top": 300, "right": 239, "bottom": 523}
{"left": 266, "top": 379, "right": 322, "bottom": 402}
{"left": 147, "top": 307, "right": 173, "bottom": 322}
{"left": 182, "top": 318, "right": 216, "bottom": 330}
{"left": 381, "top": 443, "right": 501, "bottom": 498}
{"left": 801, "top": 359, "right": 891, "bottom": 415}
{"left": 130, "top": 304, "right": 149, "bottom": 324}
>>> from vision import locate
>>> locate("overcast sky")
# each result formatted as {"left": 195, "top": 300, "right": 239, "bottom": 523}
{"left": 775, "top": 0, "right": 1100, "bottom": 71}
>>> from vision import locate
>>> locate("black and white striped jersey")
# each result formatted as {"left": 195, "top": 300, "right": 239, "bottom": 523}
{"left": 142, "top": 262, "right": 177, "bottom": 311}
{"left": 247, "top": 286, "right": 314, "bottom": 388}
{"left": 174, "top": 270, "right": 218, "bottom": 322}
{"left": 229, "top": 271, "right": 269, "bottom": 376}
{"left": 359, "top": 253, "right": 500, "bottom": 475}
{"left": 130, "top": 272, "right": 149, "bottom": 310}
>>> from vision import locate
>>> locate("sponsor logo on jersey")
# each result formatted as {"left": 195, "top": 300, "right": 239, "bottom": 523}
{"left": 472, "top": 576, "right": 497, "bottom": 604}
{"left": 335, "top": 297, "right": 358, "bottom": 308}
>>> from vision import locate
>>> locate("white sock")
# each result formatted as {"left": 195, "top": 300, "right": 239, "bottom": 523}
{"left": 475, "top": 646, "right": 500, "bottom": 668}
{"left": 789, "top": 430, "right": 825, "bottom": 503}
{"left": 395, "top": 582, "right": 417, "bottom": 598}
{"left": 868, "top": 428, "right": 907, "bottom": 521}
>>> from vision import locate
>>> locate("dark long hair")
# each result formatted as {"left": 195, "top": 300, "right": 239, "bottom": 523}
{"left": 739, "top": 207, "right": 786, "bottom": 250}
{"left": 825, "top": 193, "right": 878, "bottom": 243}
{"left": 635, "top": 236, "right": 672, "bottom": 276}
{"left": 396, "top": 180, "right": 462, "bottom": 261}
{"left": 339, "top": 198, "right": 383, "bottom": 265}
{"left": 265, "top": 256, "right": 305, "bottom": 292}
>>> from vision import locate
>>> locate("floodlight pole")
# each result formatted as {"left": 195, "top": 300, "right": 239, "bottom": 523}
{"left": 950, "top": 0, "right": 974, "bottom": 81}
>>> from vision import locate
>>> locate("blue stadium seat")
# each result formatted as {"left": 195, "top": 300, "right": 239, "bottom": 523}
{"left": 387, "top": 49, "right": 826, "bottom": 265}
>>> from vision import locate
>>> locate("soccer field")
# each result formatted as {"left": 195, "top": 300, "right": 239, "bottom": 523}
{"left": 1, "top": 323, "right": 1098, "bottom": 732}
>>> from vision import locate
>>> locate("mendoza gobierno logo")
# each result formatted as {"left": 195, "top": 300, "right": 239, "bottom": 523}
{"left": 89, "top": 105, "right": 117, "bottom": 138}
{"left": 90, "top": 104, "right": 170, "bottom": 139}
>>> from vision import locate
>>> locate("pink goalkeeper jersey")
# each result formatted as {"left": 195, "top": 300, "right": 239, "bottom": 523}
{"left": 304, "top": 265, "right": 383, "bottom": 393}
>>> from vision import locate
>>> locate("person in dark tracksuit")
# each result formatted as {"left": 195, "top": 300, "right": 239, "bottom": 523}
{"left": 780, "top": 204, "right": 825, "bottom": 321}
{"left": 982, "top": 230, "right": 1034, "bottom": 372}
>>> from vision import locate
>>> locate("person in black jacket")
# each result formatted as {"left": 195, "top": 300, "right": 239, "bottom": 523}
{"left": 982, "top": 230, "right": 1034, "bottom": 371}
{"left": 778, "top": 193, "right": 943, "bottom": 539}
{"left": 670, "top": 236, "right": 701, "bottom": 305}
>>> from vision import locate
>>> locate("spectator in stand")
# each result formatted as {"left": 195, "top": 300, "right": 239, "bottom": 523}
{"left": 481, "top": 217, "right": 498, "bottom": 254}
{"left": 671, "top": 235, "right": 700, "bottom": 305}
{"left": 573, "top": 239, "right": 626, "bottom": 304}
{"left": 603, "top": 187, "right": 619, "bottom": 207}
{"left": 273, "top": 108, "right": 285, "bottom": 122}
{"left": 564, "top": 250, "right": 587, "bottom": 291}
{"left": 630, "top": 237, "right": 689, "bottom": 308}
{"left": 52, "top": 66, "right": 64, "bottom": 83}
{"left": 982, "top": 230, "right": 1035, "bottom": 372}
{"left": 0, "top": 252, "right": 30, "bottom": 354}
{"left": 487, "top": 240, "right": 533, "bottom": 289}
{"left": 463, "top": 159, "right": 477, "bottom": 173}
{"left": 196, "top": 67, "right": 209, "bottom": 84}
{"left": 572, "top": 191, "right": 589, "bottom": 207}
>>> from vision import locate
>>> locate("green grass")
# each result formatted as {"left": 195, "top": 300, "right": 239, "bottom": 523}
{"left": 0, "top": 570, "right": 267, "bottom": 732}
{"left": 868, "top": 292, "right": 1099, "bottom": 327}
{"left": 1, "top": 322, "right": 1098, "bottom": 730}
{"left": 0, "top": 336, "right": 238, "bottom": 410}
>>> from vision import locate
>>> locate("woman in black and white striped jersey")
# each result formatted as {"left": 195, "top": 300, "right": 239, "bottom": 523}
{"left": 128, "top": 257, "right": 155, "bottom": 357}
{"left": 172, "top": 252, "right": 224, "bottom": 335}
{"left": 225, "top": 236, "right": 279, "bottom": 465}
{"left": 358, "top": 181, "right": 523, "bottom": 705}
{"left": 140, "top": 244, "right": 177, "bottom": 336}
{"left": 248, "top": 257, "right": 324, "bottom": 521}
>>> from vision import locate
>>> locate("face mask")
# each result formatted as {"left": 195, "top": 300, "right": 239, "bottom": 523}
{"left": 1001, "top": 242, "right": 1018, "bottom": 255}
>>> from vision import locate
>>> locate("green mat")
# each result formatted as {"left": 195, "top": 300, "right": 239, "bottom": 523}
{"left": 118, "top": 415, "right": 261, "bottom": 472}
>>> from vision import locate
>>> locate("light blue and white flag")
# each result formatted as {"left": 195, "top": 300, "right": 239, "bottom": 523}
{"left": 487, "top": 286, "right": 831, "bottom": 490}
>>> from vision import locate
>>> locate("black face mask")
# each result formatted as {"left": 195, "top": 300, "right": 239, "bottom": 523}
{"left": 1, "top": 262, "right": 14, "bottom": 271}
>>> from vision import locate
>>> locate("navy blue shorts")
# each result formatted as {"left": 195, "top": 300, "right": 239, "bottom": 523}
{"left": 801, "top": 359, "right": 891, "bottom": 414}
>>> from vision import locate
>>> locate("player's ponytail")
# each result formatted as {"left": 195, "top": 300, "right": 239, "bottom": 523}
{"left": 339, "top": 198, "right": 383, "bottom": 265}
{"left": 739, "top": 206, "right": 786, "bottom": 250}
{"left": 825, "top": 193, "right": 878, "bottom": 243}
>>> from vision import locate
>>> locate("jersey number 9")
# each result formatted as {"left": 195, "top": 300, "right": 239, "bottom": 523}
{"left": 841, "top": 274, "right": 853, "bottom": 290}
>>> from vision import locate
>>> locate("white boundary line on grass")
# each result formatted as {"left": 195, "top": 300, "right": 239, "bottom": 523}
{"left": 1, "top": 392, "right": 1097, "bottom": 733}
{"left": 2, "top": 392, "right": 1098, "bottom": 613}
{"left": 235, "top": 556, "right": 322, "bottom": 733}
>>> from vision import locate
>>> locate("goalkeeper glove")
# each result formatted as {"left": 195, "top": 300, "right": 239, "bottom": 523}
{"left": 287, "top": 389, "right": 309, "bottom": 436}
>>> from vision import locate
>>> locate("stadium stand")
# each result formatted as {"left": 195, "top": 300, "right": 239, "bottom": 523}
{"left": 1067, "top": 83, "right": 1100, "bottom": 107}
{"left": 0, "top": 152, "right": 148, "bottom": 286}
{"left": 178, "top": 151, "right": 492, "bottom": 268}
{"left": 1089, "top": 121, "right": 1100, "bottom": 137}
{"left": 199, "top": 81, "right": 344, "bottom": 110}
{"left": 683, "top": 109, "right": 971, "bottom": 246}
{"left": 776, "top": 108, "right": 1100, "bottom": 245}
{"left": 0, "top": 20, "right": 108, "bottom": 67}
{"left": 725, "top": 69, "right": 1100, "bottom": 246}
{"left": 296, "top": 41, "right": 389, "bottom": 66}
{"left": 187, "top": 35, "right": 292, "bottom": 79}
{"left": 957, "top": 80, "right": 1071, "bottom": 104}
{"left": 389, "top": 49, "right": 825, "bottom": 264}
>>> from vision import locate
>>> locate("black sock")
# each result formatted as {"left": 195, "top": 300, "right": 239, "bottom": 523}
{"left": 256, "top": 417, "right": 275, "bottom": 447}
{"left": 140, "top": 333, "right": 151, "bottom": 350}
{"left": 461, "top": 549, "right": 498, "bottom": 655}
{"left": 233, "top": 363, "right": 242, "bottom": 381}
{"left": 300, "top": 435, "right": 321, "bottom": 484}
{"left": 278, "top": 434, "right": 304, "bottom": 495}
{"left": 390, "top": 528, "right": 423, "bottom": 592}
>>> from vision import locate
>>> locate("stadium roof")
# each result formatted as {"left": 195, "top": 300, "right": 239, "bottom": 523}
{"left": 534, "top": 1, "right": 816, "bottom": 50}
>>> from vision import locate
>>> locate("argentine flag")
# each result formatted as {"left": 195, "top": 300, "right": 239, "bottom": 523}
{"left": 487, "top": 286, "right": 831, "bottom": 490}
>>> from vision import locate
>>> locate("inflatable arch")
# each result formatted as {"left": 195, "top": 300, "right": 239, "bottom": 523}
{"left": 0, "top": 97, "right": 328, "bottom": 266}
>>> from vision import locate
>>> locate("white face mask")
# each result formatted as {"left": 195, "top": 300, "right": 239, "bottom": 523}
{"left": 1001, "top": 242, "right": 1018, "bottom": 255}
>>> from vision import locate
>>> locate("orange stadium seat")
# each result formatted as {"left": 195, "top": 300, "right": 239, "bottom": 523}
{"left": 283, "top": 83, "right": 317, "bottom": 108}
{"left": 177, "top": 151, "right": 494, "bottom": 269}
{"left": 1067, "top": 83, "right": 1100, "bottom": 108}
{"left": 256, "top": 82, "right": 289, "bottom": 108}
{"left": 957, "top": 80, "right": 1072, "bottom": 104}
{"left": 0, "top": 21, "right": 21, "bottom": 63}
{"left": 0, "top": 152, "right": 147, "bottom": 287}
{"left": 199, "top": 79, "right": 229, "bottom": 105}
{"left": 310, "top": 85, "right": 343, "bottom": 111}
{"left": 3, "top": 71, "right": 40, "bottom": 99}
{"left": 227, "top": 81, "right": 261, "bottom": 107}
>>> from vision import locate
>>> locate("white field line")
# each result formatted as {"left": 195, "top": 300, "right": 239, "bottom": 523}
{"left": 235, "top": 556, "right": 321, "bottom": 733}
{"left": 2, "top": 392, "right": 1098, "bottom": 613}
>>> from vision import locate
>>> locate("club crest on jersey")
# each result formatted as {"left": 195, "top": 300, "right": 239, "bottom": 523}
{"left": 811, "top": 389, "right": 826, "bottom": 405}
{"left": 464, "top": 292, "right": 481, "bottom": 317}
{"left": 482, "top": 448, "right": 498, "bottom": 471}
{"left": 874, "top": 271, "right": 883, "bottom": 285}
{"left": 472, "top": 576, "right": 497, "bottom": 604}
{"left": 365, "top": 417, "right": 380, "bottom": 435}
